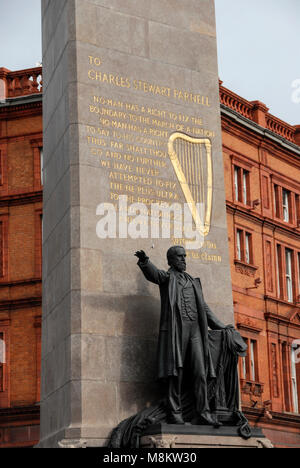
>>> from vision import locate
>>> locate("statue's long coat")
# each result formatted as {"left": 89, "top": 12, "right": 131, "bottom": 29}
{"left": 138, "top": 260, "right": 226, "bottom": 380}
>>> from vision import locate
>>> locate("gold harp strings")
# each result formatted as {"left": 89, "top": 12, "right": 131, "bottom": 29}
{"left": 205, "top": 140, "right": 213, "bottom": 231}
{"left": 200, "top": 142, "right": 205, "bottom": 210}
{"left": 191, "top": 141, "right": 196, "bottom": 204}
{"left": 189, "top": 143, "right": 192, "bottom": 199}
{"left": 189, "top": 141, "right": 195, "bottom": 208}
{"left": 168, "top": 133, "right": 212, "bottom": 237}
{"left": 185, "top": 139, "right": 200, "bottom": 228}
{"left": 196, "top": 143, "right": 201, "bottom": 206}
{"left": 184, "top": 139, "right": 189, "bottom": 197}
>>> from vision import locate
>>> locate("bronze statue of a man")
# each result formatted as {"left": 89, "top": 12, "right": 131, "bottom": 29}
{"left": 135, "top": 246, "right": 234, "bottom": 426}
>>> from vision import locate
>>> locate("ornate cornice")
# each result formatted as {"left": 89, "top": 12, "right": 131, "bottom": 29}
{"left": 0, "top": 98, "right": 42, "bottom": 120}
{"left": 265, "top": 310, "right": 300, "bottom": 329}
{"left": 0, "top": 278, "right": 41, "bottom": 289}
{"left": 226, "top": 202, "right": 300, "bottom": 241}
{"left": 237, "top": 318, "right": 262, "bottom": 334}
{"left": 0, "top": 296, "right": 42, "bottom": 311}
{"left": 0, "top": 405, "right": 40, "bottom": 424}
{"left": 221, "top": 107, "right": 300, "bottom": 163}
{"left": 220, "top": 81, "right": 299, "bottom": 146}
{"left": 0, "top": 191, "right": 42, "bottom": 207}
{"left": 243, "top": 406, "right": 300, "bottom": 429}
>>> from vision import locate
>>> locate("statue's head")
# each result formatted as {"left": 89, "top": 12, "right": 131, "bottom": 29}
{"left": 167, "top": 246, "right": 187, "bottom": 272}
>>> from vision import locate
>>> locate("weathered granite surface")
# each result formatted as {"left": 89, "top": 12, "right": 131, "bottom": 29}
{"left": 39, "top": 0, "right": 234, "bottom": 447}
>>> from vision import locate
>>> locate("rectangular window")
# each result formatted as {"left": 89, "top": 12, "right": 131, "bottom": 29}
{"left": 245, "top": 233, "right": 251, "bottom": 264}
{"left": 241, "top": 356, "right": 247, "bottom": 380}
{"left": 243, "top": 170, "right": 249, "bottom": 205}
{"left": 236, "top": 228, "right": 253, "bottom": 264}
{"left": 234, "top": 166, "right": 239, "bottom": 202}
{"left": 291, "top": 345, "right": 299, "bottom": 414}
{"left": 273, "top": 184, "right": 296, "bottom": 224}
{"left": 240, "top": 337, "right": 258, "bottom": 382}
{"left": 236, "top": 229, "right": 242, "bottom": 261}
{"left": 240, "top": 337, "right": 250, "bottom": 380}
{"left": 282, "top": 189, "right": 290, "bottom": 223}
{"left": 234, "top": 165, "right": 250, "bottom": 205}
{"left": 250, "top": 340, "right": 257, "bottom": 381}
{"left": 285, "top": 248, "right": 294, "bottom": 303}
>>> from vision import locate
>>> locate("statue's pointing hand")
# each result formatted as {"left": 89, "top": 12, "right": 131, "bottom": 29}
{"left": 134, "top": 250, "right": 148, "bottom": 263}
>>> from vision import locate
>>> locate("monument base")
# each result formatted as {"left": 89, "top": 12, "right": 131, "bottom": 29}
{"left": 140, "top": 424, "right": 273, "bottom": 449}
{"left": 37, "top": 426, "right": 111, "bottom": 448}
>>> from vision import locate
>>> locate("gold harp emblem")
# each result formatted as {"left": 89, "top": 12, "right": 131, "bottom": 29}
{"left": 168, "top": 133, "right": 213, "bottom": 237}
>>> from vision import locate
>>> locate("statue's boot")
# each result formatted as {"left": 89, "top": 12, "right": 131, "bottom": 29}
{"left": 197, "top": 411, "right": 222, "bottom": 428}
{"left": 168, "top": 413, "right": 185, "bottom": 425}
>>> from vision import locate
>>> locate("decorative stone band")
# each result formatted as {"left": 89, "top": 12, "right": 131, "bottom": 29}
{"left": 219, "top": 81, "right": 299, "bottom": 145}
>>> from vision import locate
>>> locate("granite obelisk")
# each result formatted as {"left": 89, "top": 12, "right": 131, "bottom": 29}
{"left": 39, "top": 0, "right": 234, "bottom": 447}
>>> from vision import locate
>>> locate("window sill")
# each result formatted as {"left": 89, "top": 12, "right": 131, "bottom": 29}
{"left": 283, "top": 411, "right": 300, "bottom": 417}
{"left": 234, "top": 260, "right": 258, "bottom": 277}
{"left": 274, "top": 216, "right": 298, "bottom": 230}
{"left": 265, "top": 295, "right": 300, "bottom": 308}
{"left": 234, "top": 200, "right": 252, "bottom": 210}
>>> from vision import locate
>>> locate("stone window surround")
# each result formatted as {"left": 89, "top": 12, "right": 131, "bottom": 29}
{"left": 276, "top": 242, "right": 300, "bottom": 305}
{"left": 271, "top": 173, "right": 300, "bottom": 229}
{"left": 234, "top": 223, "right": 256, "bottom": 268}
{"left": 231, "top": 154, "right": 253, "bottom": 208}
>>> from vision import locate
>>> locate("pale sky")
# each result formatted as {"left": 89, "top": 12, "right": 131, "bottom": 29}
{"left": 0, "top": 0, "right": 299, "bottom": 125}
{"left": 215, "top": 0, "right": 300, "bottom": 125}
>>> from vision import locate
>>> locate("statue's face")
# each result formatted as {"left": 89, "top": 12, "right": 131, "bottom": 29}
{"left": 170, "top": 247, "right": 187, "bottom": 272}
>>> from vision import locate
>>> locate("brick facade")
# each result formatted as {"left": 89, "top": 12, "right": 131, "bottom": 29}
{"left": 0, "top": 67, "right": 299, "bottom": 447}
{"left": 221, "top": 82, "right": 300, "bottom": 448}
{"left": 0, "top": 68, "right": 42, "bottom": 447}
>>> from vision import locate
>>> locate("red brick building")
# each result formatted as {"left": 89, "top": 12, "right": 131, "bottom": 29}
{"left": 0, "top": 66, "right": 299, "bottom": 447}
{"left": 221, "top": 82, "right": 300, "bottom": 448}
{"left": 0, "top": 67, "right": 42, "bottom": 447}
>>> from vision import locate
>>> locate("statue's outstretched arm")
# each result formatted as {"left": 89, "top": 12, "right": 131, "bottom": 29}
{"left": 135, "top": 251, "right": 169, "bottom": 285}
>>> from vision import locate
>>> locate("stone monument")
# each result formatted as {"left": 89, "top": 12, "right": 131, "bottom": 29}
{"left": 40, "top": 0, "right": 238, "bottom": 447}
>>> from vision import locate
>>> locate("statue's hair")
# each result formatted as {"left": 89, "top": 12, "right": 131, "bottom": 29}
{"left": 167, "top": 245, "right": 185, "bottom": 265}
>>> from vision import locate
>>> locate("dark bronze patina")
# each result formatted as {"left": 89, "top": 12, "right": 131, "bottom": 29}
{"left": 108, "top": 247, "right": 251, "bottom": 447}
{"left": 135, "top": 246, "right": 234, "bottom": 427}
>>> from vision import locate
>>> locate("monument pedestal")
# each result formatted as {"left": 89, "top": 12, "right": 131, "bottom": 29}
{"left": 140, "top": 424, "right": 273, "bottom": 449}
